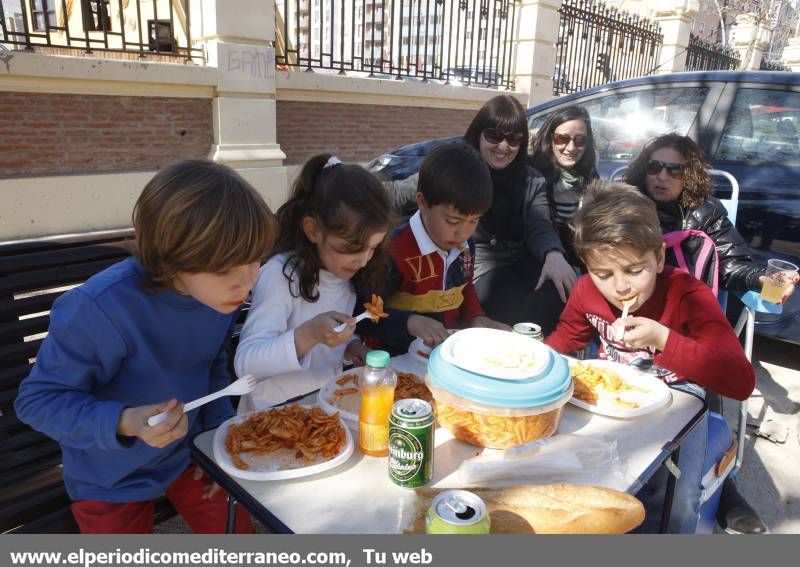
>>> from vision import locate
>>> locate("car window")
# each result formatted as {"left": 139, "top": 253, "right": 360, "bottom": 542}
{"left": 528, "top": 87, "right": 709, "bottom": 161}
{"left": 716, "top": 88, "right": 800, "bottom": 164}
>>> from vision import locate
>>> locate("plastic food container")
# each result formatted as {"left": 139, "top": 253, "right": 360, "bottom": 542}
{"left": 425, "top": 336, "right": 572, "bottom": 449}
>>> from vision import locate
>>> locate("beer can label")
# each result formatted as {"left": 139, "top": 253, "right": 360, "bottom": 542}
{"left": 389, "top": 399, "right": 434, "bottom": 488}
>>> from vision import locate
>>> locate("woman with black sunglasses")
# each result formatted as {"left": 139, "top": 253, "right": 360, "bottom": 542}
{"left": 529, "top": 105, "right": 599, "bottom": 267}
{"left": 384, "top": 95, "right": 576, "bottom": 333}
{"left": 460, "top": 95, "right": 578, "bottom": 333}
{"left": 625, "top": 133, "right": 766, "bottom": 294}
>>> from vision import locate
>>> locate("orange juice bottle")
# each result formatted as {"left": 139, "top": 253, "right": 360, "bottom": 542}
{"left": 359, "top": 350, "right": 397, "bottom": 456}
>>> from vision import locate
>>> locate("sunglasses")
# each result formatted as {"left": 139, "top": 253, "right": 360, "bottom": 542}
{"left": 483, "top": 128, "right": 524, "bottom": 146}
{"left": 646, "top": 159, "right": 685, "bottom": 178}
{"left": 552, "top": 133, "right": 587, "bottom": 148}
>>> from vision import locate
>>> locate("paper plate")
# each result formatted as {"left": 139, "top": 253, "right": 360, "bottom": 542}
{"left": 439, "top": 328, "right": 551, "bottom": 380}
{"left": 408, "top": 337, "right": 432, "bottom": 364}
{"left": 566, "top": 358, "right": 672, "bottom": 419}
{"left": 317, "top": 368, "right": 363, "bottom": 426}
{"left": 212, "top": 405, "right": 354, "bottom": 481}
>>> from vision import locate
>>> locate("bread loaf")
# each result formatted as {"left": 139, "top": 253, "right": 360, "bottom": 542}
{"left": 408, "top": 483, "right": 645, "bottom": 534}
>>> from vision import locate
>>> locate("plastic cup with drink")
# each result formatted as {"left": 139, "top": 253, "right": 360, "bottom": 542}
{"left": 760, "top": 259, "right": 799, "bottom": 304}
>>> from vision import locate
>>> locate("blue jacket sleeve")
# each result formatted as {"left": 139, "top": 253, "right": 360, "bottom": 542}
{"left": 200, "top": 317, "right": 237, "bottom": 429}
{"left": 14, "top": 289, "right": 131, "bottom": 451}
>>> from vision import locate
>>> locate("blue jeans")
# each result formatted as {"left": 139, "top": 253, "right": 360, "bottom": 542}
{"left": 635, "top": 383, "right": 709, "bottom": 533}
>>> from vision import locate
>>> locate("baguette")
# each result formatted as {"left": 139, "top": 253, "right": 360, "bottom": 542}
{"left": 407, "top": 483, "right": 644, "bottom": 534}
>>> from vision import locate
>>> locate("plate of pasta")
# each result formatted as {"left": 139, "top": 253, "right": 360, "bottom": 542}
{"left": 567, "top": 359, "right": 671, "bottom": 418}
{"left": 317, "top": 368, "right": 434, "bottom": 426}
{"left": 213, "top": 404, "right": 353, "bottom": 481}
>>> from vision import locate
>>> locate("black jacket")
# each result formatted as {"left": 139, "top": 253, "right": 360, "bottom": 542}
{"left": 656, "top": 197, "right": 765, "bottom": 292}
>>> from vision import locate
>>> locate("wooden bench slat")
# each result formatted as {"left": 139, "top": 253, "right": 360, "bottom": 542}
{"left": 0, "top": 259, "right": 122, "bottom": 295}
{"left": 0, "top": 293, "right": 62, "bottom": 319}
{"left": 0, "top": 316, "right": 49, "bottom": 342}
{"left": 0, "top": 244, "right": 131, "bottom": 276}
{"left": 0, "top": 339, "right": 41, "bottom": 364}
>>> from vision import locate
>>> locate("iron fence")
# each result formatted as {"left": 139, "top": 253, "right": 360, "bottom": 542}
{"left": 760, "top": 58, "right": 790, "bottom": 71}
{"left": 0, "top": 0, "right": 203, "bottom": 63}
{"left": 554, "top": 0, "right": 662, "bottom": 96}
{"left": 685, "top": 33, "right": 740, "bottom": 72}
{"left": 274, "top": 0, "right": 517, "bottom": 89}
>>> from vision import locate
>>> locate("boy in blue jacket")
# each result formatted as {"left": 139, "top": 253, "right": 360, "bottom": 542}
{"left": 14, "top": 159, "right": 275, "bottom": 533}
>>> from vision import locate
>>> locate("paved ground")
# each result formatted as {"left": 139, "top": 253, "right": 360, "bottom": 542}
{"left": 157, "top": 336, "right": 800, "bottom": 535}
{"left": 720, "top": 336, "right": 800, "bottom": 534}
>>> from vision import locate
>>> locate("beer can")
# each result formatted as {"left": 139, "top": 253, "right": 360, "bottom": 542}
{"left": 388, "top": 399, "right": 435, "bottom": 488}
{"left": 425, "top": 490, "right": 491, "bottom": 534}
{"left": 513, "top": 322, "right": 544, "bottom": 341}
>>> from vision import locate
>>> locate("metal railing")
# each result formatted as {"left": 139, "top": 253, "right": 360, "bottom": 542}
{"left": 685, "top": 33, "right": 740, "bottom": 72}
{"left": 760, "top": 58, "right": 790, "bottom": 72}
{"left": 553, "top": 0, "right": 661, "bottom": 96}
{"left": 274, "top": 0, "right": 517, "bottom": 89}
{"left": 0, "top": 0, "right": 203, "bottom": 63}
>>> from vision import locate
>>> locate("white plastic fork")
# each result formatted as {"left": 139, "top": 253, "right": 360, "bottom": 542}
{"left": 333, "top": 311, "right": 371, "bottom": 333}
{"left": 147, "top": 374, "right": 257, "bottom": 427}
{"left": 615, "top": 297, "right": 637, "bottom": 340}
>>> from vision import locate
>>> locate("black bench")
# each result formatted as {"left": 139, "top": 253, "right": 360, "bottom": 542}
{"left": 0, "top": 230, "right": 185, "bottom": 533}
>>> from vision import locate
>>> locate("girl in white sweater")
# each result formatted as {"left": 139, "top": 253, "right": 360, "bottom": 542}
{"left": 235, "top": 154, "right": 392, "bottom": 411}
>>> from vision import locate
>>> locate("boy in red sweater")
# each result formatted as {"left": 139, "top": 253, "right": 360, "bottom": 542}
{"left": 364, "top": 142, "right": 508, "bottom": 354}
{"left": 545, "top": 181, "right": 754, "bottom": 401}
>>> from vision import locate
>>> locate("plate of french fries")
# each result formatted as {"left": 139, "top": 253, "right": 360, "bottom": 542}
{"left": 317, "top": 367, "right": 434, "bottom": 426}
{"left": 566, "top": 359, "right": 671, "bottom": 418}
{"left": 439, "top": 328, "right": 550, "bottom": 380}
{"left": 213, "top": 404, "right": 353, "bottom": 481}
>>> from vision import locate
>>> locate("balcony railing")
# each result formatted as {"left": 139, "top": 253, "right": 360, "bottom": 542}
{"left": 274, "top": 0, "right": 517, "bottom": 89}
{"left": 0, "top": 0, "right": 203, "bottom": 63}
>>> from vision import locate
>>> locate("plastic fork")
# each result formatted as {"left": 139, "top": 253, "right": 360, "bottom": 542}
{"left": 147, "top": 374, "right": 257, "bottom": 427}
{"left": 616, "top": 297, "right": 637, "bottom": 340}
{"left": 333, "top": 311, "right": 371, "bottom": 333}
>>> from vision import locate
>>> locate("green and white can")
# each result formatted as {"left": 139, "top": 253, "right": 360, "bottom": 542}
{"left": 513, "top": 322, "right": 544, "bottom": 341}
{"left": 425, "top": 490, "right": 491, "bottom": 534}
{"left": 388, "top": 398, "right": 435, "bottom": 488}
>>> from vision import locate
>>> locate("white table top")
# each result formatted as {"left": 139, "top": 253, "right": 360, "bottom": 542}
{"left": 191, "top": 354, "right": 705, "bottom": 534}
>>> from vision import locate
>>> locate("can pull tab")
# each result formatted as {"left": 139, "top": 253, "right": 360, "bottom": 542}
{"left": 445, "top": 499, "right": 476, "bottom": 520}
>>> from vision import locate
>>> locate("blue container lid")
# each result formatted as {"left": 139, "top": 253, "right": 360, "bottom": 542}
{"left": 427, "top": 345, "right": 572, "bottom": 409}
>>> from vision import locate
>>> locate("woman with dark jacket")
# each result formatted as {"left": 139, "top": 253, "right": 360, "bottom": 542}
{"left": 385, "top": 95, "right": 576, "bottom": 333}
{"left": 529, "top": 105, "right": 598, "bottom": 266}
{"left": 626, "top": 133, "right": 798, "bottom": 535}
{"left": 625, "top": 133, "right": 775, "bottom": 294}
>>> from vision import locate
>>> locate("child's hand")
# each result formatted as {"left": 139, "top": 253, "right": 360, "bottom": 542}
{"left": 758, "top": 272, "right": 799, "bottom": 304}
{"left": 408, "top": 314, "right": 450, "bottom": 347}
{"left": 344, "top": 339, "right": 368, "bottom": 367}
{"left": 118, "top": 399, "right": 189, "bottom": 448}
{"left": 295, "top": 311, "right": 356, "bottom": 357}
{"left": 192, "top": 465, "right": 222, "bottom": 499}
{"left": 470, "top": 315, "right": 512, "bottom": 332}
{"left": 617, "top": 316, "right": 670, "bottom": 351}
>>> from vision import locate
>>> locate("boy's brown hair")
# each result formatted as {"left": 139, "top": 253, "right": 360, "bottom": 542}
{"left": 572, "top": 180, "right": 663, "bottom": 264}
{"left": 133, "top": 159, "right": 276, "bottom": 289}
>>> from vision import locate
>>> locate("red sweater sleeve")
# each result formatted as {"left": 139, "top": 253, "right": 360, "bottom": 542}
{"left": 656, "top": 281, "right": 755, "bottom": 401}
{"left": 544, "top": 277, "right": 596, "bottom": 354}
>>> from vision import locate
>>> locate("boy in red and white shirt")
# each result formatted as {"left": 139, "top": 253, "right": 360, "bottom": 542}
{"left": 361, "top": 142, "right": 508, "bottom": 354}
{"left": 545, "top": 182, "right": 753, "bottom": 401}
